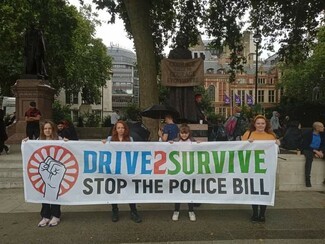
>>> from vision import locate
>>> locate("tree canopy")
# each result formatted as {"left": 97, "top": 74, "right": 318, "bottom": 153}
{"left": 86, "top": 0, "right": 324, "bottom": 136}
{"left": 280, "top": 26, "right": 325, "bottom": 104}
{"left": 90, "top": 0, "right": 324, "bottom": 101}
{"left": 0, "top": 0, "right": 112, "bottom": 104}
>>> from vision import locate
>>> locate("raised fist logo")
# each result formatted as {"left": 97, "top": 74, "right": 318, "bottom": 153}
{"left": 27, "top": 145, "right": 79, "bottom": 199}
{"left": 39, "top": 156, "right": 66, "bottom": 200}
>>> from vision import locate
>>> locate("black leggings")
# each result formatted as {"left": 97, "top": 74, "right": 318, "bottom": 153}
{"left": 112, "top": 204, "right": 137, "bottom": 212}
{"left": 40, "top": 203, "right": 61, "bottom": 219}
{"left": 252, "top": 205, "right": 266, "bottom": 217}
{"left": 174, "top": 203, "right": 194, "bottom": 212}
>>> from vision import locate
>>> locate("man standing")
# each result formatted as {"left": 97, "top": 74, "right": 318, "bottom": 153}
{"left": 194, "top": 94, "right": 206, "bottom": 124}
{"left": 110, "top": 110, "right": 120, "bottom": 126}
{"left": 25, "top": 101, "right": 41, "bottom": 139}
{"left": 300, "top": 122, "right": 325, "bottom": 187}
{"left": 270, "top": 111, "right": 281, "bottom": 137}
{"left": 161, "top": 114, "right": 179, "bottom": 142}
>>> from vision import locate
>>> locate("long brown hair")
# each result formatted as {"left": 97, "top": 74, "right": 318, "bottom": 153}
{"left": 111, "top": 120, "right": 131, "bottom": 141}
{"left": 248, "top": 115, "right": 275, "bottom": 136}
{"left": 39, "top": 120, "right": 59, "bottom": 140}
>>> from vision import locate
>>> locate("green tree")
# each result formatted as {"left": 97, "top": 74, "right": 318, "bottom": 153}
{"left": 280, "top": 26, "right": 325, "bottom": 103}
{"left": 0, "top": 0, "right": 112, "bottom": 104}
{"left": 89, "top": 0, "right": 323, "bottom": 136}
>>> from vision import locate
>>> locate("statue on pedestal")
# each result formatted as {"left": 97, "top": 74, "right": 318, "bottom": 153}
{"left": 167, "top": 33, "right": 197, "bottom": 123}
{"left": 24, "top": 25, "right": 48, "bottom": 79}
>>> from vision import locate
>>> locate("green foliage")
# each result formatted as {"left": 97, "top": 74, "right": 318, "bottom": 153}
{"left": 280, "top": 26, "right": 325, "bottom": 104}
{"left": 102, "top": 115, "right": 111, "bottom": 127}
{"left": 82, "top": 111, "right": 101, "bottom": 127}
{"left": 0, "top": 0, "right": 112, "bottom": 101}
{"left": 125, "top": 103, "right": 141, "bottom": 121}
{"left": 52, "top": 100, "right": 71, "bottom": 124}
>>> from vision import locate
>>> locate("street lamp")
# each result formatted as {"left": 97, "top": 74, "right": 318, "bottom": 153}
{"left": 253, "top": 32, "right": 262, "bottom": 105}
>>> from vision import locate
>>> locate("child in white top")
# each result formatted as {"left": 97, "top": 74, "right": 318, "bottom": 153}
{"left": 171, "top": 123, "right": 197, "bottom": 221}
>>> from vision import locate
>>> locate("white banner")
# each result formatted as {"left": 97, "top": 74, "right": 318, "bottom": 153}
{"left": 22, "top": 140, "right": 278, "bottom": 206}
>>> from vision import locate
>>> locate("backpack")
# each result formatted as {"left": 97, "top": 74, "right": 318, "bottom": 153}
{"left": 224, "top": 116, "right": 238, "bottom": 136}
{"left": 215, "top": 125, "right": 228, "bottom": 141}
{"left": 233, "top": 116, "right": 249, "bottom": 138}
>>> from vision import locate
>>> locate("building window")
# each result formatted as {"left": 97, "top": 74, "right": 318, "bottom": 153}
{"left": 258, "top": 78, "right": 266, "bottom": 84}
{"left": 72, "top": 93, "right": 78, "bottom": 104}
{"left": 269, "top": 78, "right": 274, "bottom": 84}
{"left": 268, "top": 90, "right": 275, "bottom": 103}
{"left": 208, "top": 85, "right": 215, "bottom": 101}
{"left": 237, "top": 78, "right": 246, "bottom": 84}
{"left": 194, "top": 53, "right": 198, "bottom": 58}
{"left": 65, "top": 92, "right": 79, "bottom": 104}
{"left": 258, "top": 90, "right": 264, "bottom": 103}
{"left": 217, "top": 107, "right": 227, "bottom": 117}
{"left": 72, "top": 110, "right": 79, "bottom": 123}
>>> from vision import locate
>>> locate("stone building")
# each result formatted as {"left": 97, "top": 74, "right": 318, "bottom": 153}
{"left": 190, "top": 31, "right": 281, "bottom": 118}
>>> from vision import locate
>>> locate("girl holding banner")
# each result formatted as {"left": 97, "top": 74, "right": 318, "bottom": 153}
{"left": 34, "top": 120, "right": 63, "bottom": 227}
{"left": 241, "top": 115, "right": 280, "bottom": 223}
{"left": 102, "top": 120, "right": 142, "bottom": 223}
{"left": 170, "top": 123, "right": 197, "bottom": 221}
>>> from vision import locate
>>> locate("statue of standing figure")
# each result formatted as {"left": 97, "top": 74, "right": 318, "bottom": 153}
{"left": 24, "top": 25, "right": 48, "bottom": 79}
{"left": 167, "top": 33, "right": 199, "bottom": 123}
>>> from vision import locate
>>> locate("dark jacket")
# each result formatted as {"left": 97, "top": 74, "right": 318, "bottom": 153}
{"left": 0, "top": 120, "right": 8, "bottom": 142}
{"left": 281, "top": 123, "right": 302, "bottom": 150}
{"left": 300, "top": 129, "right": 325, "bottom": 152}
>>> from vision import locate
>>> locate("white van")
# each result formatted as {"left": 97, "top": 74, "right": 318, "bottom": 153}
{"left": 1, "top": 96, "right": 16, "bottom": 115}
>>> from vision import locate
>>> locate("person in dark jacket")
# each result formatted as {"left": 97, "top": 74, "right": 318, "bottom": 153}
{"left": 300, "top": 122, "right": 325, "bottom": 187}
{"left": 281, "top": 121, "right": 302, "bottom": 150}
{"left": 0, "top": 109, "right": 10, "bottom": 154}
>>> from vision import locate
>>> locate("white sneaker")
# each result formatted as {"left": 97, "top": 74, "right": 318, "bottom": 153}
{"left": 38, "top": 218, "right": 50, "bottom": 227}
{"left": 49, "top": 216, "right": 60, "bottom": 227}
{"left": 172, "top": 211, "right": 179, "bottom": 221}
{"left": 189, "top": 211, "right": 196, "bottom": 221}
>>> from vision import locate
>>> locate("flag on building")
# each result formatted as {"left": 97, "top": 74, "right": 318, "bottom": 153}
{"left": 235, "top": 94, "right": 241, "bottom": 104}
{"left": 224, "top": 93, "right": 230, "bottom": 104}
{"left": 246, "top": 94, "right": 253, "bottom": 105}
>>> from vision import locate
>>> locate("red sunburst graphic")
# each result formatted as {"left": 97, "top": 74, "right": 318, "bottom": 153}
{"left": 27, "top": 145, "right": 79, "bottom": 196}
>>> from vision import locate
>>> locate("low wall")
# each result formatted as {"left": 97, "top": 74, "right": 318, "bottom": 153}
{"left": 75, "top": 127, "right": 110, "bottom": 140}
{"left": 277, "top": 154, "right": 325, "bottom": 191}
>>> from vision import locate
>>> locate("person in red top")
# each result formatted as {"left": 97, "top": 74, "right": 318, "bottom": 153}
{"left": 25, "top": 101, "right": 41, "bottom": 139}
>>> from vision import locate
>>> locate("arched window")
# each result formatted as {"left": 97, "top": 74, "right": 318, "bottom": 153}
{"left": 208, "top": 85, "right": 215, "bottom": 101}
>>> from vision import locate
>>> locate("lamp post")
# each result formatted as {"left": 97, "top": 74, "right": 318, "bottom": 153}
{"left": 253, "top": 33, "right": 262, "bottom": 105}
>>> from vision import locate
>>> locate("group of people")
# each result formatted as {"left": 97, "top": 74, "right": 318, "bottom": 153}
{"left": 18, "top": 101, "right": 325, "bottom": 227}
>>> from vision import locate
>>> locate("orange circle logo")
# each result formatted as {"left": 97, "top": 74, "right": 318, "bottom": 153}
{"left": 27, "top": 145, "right": 79, "bottom": 196}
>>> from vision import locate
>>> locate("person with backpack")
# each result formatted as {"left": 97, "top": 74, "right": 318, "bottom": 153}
{"left": 224, "top": 109, "right": 249, "bottom": 141}
{"left": 211, "top": 119, "right": 228, "bottom": 141}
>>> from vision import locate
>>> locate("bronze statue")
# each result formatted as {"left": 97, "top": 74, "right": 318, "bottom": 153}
{"left": 24, "top": 25, "right": 48, "bottom": 79}
{"left": 167, "top": 33, "right": 197, "bottom": 123}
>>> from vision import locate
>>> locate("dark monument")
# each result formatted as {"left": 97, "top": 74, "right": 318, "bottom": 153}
{"left": 24, "top": 25, "right": 48, "bottom": 79}
{"left": 167, "top": 34, "right": 197, "bottom": 123}
{"left": 7, "top": 25, "right": 54, "bottom": 143}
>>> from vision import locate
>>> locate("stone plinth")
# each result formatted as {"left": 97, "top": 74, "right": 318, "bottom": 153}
{"left": 7, "top": 79, "right": 55, "bottom": 143}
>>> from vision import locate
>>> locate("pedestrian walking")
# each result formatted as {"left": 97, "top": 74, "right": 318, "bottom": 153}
{"left": 0, "top": 109, "right": 10, "bottom": 155}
